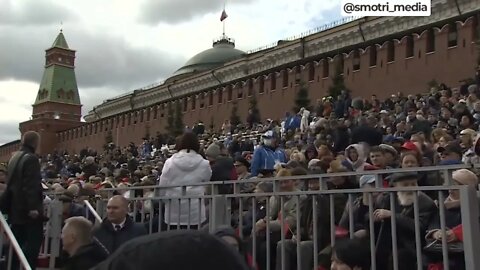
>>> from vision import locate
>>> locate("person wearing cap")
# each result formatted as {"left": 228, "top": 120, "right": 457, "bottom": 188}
{"left": 59, "top": 191, "right": 88, "bottom": 222}
{"left": 250, "top": 130, "right": 287, "bottom": 177}
{"left": 379, "top": 144, "right": 399, "bottom": 168}
{"left": 373, "top": 172, "right": 436, "bottom": 269}
{"left": 458, "top": 128, "right": 479, "bottom": 164}
{"left": 205, "top": 142, "right": 236, "bottom": 194}
{"left": 437, "top": 142, "right": 463, "bottom": 165}
{"left": 339, "top": 175, "right": 381, "bottom": 239}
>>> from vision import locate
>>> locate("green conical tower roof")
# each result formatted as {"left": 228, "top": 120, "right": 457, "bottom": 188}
{"left": 34, "top": 31, "right": 80, "bottom": 106}
{"left": 51, "top": 31, "right": 69, "bottom": 49}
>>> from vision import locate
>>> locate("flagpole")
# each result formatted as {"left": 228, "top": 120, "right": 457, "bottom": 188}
{"left": 222, "top": 1, "right": 226, "bottom": 37}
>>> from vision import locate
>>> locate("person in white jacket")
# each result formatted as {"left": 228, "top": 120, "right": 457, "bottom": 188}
{"left": 159, "top": 132, "right": 212, "bottom": 230}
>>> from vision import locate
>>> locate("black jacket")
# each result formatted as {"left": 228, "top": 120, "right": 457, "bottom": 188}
{"left": 298, "top": 195, "right": 331, "bottom": 251}
{"left": 374, "top": 192, "right": 436, "bottom": 264}
{"left": 62, "top": 240, "right": 109, "bottom": 270}
{"left": 4, "top": 145, "right": 44, "bottom": 225}
{"left": 93, "top": 216, "right": 147, "bottom": 254}
{"left": 210, "top": 156, "right": 234, "bottom": 194}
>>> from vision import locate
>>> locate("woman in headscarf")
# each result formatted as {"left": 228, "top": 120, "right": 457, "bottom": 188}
{"left": 341, "top": 144, "right": 374, "bottom": 172}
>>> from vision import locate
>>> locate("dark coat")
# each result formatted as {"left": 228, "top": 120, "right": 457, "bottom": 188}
{"left": 93, "top": 216, "right": 147, "bottom": 254}
{"left": 374, "top": 192, "right": 436, "bottom": 267}
{"left": 62, "top": 240, "right": 109, "bottom": 270}
{"left": 210, "top": 156, "right": 235, "bottom": 194}
{"left": 298, "top": 194, "right": 331, "bottom": 250}
{"left": 339, "top": 197, "right": 370, "bottom": 233}
{"left": 4, "top": 145, "right": 44, "bottom": 225}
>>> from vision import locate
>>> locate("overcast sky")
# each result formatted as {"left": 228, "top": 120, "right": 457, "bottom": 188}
{"left": 0, "top": 0, "right": 342, "bottom": 145}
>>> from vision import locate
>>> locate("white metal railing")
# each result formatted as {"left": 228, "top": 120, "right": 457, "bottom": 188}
{"left": 39, "top": 164, "right": 480, "bottom": 270}
{"left": 84, "top": 200, "right": 102, "bottom": 224}
{"left": 0, "top": 211, "right": 32, "bottom": 270}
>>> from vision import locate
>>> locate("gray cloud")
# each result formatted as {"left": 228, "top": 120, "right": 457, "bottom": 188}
{"left": 0, "top": 27, "right": 185, "bottom": 91}
{"left": 0, "top": 0, "right": 77, "bottom": 26}
{"left": 139, "top": 0, "right": 255, "bottom": 25}
{"left": 0, "top": 121, "right": 21, "bottom": 145}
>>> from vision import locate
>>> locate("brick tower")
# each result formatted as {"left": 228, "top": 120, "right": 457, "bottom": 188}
{"left": 19, "top": 30, "right": 83, "bottom": 155}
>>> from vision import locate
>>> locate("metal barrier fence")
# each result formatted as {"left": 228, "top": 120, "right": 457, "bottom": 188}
{"left": 0, "top": 211, "right": 32, "bottom": 270}
{"left": 40, "top": 164, "right": 480, "bottom": 270}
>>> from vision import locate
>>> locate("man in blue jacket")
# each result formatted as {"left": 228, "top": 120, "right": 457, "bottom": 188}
{"left": 284, "top": 112, "right": 301, "bottom": 132}
{"left": 250, "top": 131, "right": 287, "bottom": 176}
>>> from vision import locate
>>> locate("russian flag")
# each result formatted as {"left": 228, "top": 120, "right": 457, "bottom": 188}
{"left": 220, "top": 10, "right": 228, "bottom": 21}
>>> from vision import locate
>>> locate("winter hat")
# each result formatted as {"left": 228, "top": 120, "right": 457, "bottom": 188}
{"left": 256, "top": 181, "right": 273, "bottom": 193}
{"left": 452, "top": 169, "right": 478, "bottom": 187}
{"left": 379, "top": 144, "right": 398, "bottom": 156}
{"left": 359, "top": 175, "right": 376, "bottom": 187}
{"left": 205, "top": 143, "right": 221, "bottom": 160}
{"left": 390, "top": 172, "right": 418, "bottom": 183}
{"left": 307, "top": 158, "right": 320, "bottom": 169}
{"left": 92, "top": 230, "right": 249, "bottom": 270}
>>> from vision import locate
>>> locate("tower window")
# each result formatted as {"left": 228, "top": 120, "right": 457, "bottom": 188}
{"left": 227, "top": 86, "right": 233, "bottom": 101}
{"left": 337, "top": 55, "right": 345, "bottom": 74}
{"left": 282, "top": 70, "right": 288, "bottom": 88}
{"left": 247, "top": 79, "right": 253, "bottom": 96}
{"left": 426, "top": 28, "right": 435, "bottom": 53}
{"left": 259, "top": 76, "right": 265, "bottom": 93}
{"left": 322, "top": 60, "right": 329, "bottom": 78}
{"left": 218, "top": 89, "right": 223, "bottom": 104}
{"left": 308, "top": 63, "right": 315, "bottom": 81}
{"left": 406, "top": 35, "right": 414, "bottom": 58}
{"left": 387, "top": 41, "right": 395, "bottom": 62}
{"left": 200, "top": 93, "right": 205, "bottom": 108}
{"left": 209, "top": 91, "right": 214, "bottom": 106}
{"left": 270, "top": 73, "right": 276, "bottom": 90}
{"left": 183, "top": 98, "right": 188, "bottom": 111}
{"left": 191, "top": 95, "right": 196, "bottom": 110}
{"left": 353, "top": 49, "right": 360, "bottom": 71}
{"left": 369, "top": 46, "right": 377, "bottom": 67}
{"left": 448, "top": 23, "right": 458, "bottom": 47}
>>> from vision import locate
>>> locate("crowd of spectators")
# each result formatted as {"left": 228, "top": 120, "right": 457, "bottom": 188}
{"left": 3, "top": 81, "right": 480, "bottom": 270}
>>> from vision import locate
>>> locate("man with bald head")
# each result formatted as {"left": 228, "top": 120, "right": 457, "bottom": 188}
{"left": 1, "top": 131, "right": 44, "bottom": 268}
{"left": 94, "top": 195, "right": 147, "bottom": 253}
{"left": 62, "top": 217, "right": 108, "bottom": 270}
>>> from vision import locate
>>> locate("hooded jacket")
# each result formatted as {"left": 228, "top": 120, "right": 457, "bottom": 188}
{"left": 93, "top": 230, "right": 250, "bottom": 270}
{"left": 159, "top": 149, "right": 212, "bottom": 225}
{"left": 342, "top": 144, "right": 373, "bottom": 172}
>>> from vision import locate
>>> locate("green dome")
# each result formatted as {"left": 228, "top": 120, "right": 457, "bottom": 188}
{"left": 171, "top": 37, "right": 246, "bottom": 79}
